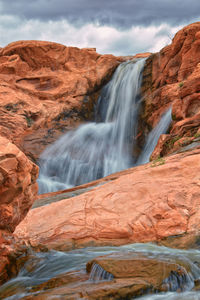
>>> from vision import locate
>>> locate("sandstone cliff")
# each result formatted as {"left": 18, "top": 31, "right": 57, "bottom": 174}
{"left": 141, "top": 22, "right": 200, "bottom": 158}
{"left": 0, "top": 136, "right": 38, "bottom": 284}
{"left": 0, "top": 41, "right": 125, "bottom": 162}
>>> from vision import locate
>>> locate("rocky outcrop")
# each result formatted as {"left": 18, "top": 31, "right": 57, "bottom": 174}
{"left": 140, "top": 22, "right": 200, "bottom": 158}
{"left": 0, "top": 136, "right": 38, "bottom": 284}
{"left": 0, "top": 136, "right": 38, "bottom": 231}
{"left": 14, "top": 146, "right": 200, "bottom": 250}
{"left": 0, "top": 41, "right": 126, "bottom": 162}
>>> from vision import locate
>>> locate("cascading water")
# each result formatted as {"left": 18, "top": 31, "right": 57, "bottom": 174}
{"left": 38, "top": 59, "right": 146, "bottom": 194}
{"left": 2, "top": 243, "right": 200, "bottom": 299}
{"left": 89, "top": 263, "right": 114, "bottom": 282}
{"left": 137, "top": 107, "right": 172, "bottom": 165}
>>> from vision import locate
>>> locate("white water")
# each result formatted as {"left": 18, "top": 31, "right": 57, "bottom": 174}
{"left": 38, "top": 58, "right": 172, "bottom": 194}
{"left": 137, "top": 291, "right": 200, "bottom": 299}
{"left": 38, "top": 59, "right": 146, "bottom": 194}
{"left": 137, "top": 107, "right": 172, "bottom": 165}
{"left": 2, "top": 243, "right": 200, "bottom": 299}
{"left": 89, "top": 263, "right": 114, "bottom": 282}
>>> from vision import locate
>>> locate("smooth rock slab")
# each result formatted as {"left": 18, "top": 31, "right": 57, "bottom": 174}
{"left": 14, "top": 147, "right": 200, "bottom": 250}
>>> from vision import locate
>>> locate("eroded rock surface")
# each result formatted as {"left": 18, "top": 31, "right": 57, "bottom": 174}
{"left": 0, "top": 41, "right": 126, "bottom": 161}
{"left": 14, "top": 147, "right": 200, "bottom": 250}
{"left": 0, "top": 136, "right": 38, "bottom": 284}
{"left": 0, "top": 136, "right": 38, "bottom": 231}
{"left": 141, "top": 22, "right": 200, "bottom": 157}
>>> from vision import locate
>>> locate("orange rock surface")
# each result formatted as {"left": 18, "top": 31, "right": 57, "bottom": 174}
{"left": 0, "top": 136, "right": 38, "bottom": 284}
{"left": 14, "top": 147, "right": 200, "bottom": 250}
{"left": 140, "top": 22, "right": 200, "bottom": 157}
{"left": 0, "top": 136, "right": 38, "bottom": 232}
{"left": 0, "top": 41, "right": 125, "bottom": 161}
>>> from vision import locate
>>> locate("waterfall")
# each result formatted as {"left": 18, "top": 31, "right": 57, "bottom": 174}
{"left": 89, "top": 263, "right": 114, "bottom": 282}
{"left": 38, "top": 59, "right": 146, "bottom": 194}
{"left": 137, "top": 107, "right": 172, "bottom": 165}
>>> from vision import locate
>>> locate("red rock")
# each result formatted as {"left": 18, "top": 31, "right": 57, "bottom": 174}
{"left": 150, "top": 134, "right": 171, "bottom": 160}
{"left": 141, "top": 22, "right": 200, "bottom": 157}
{"left": 14, "top": 147, "right": 200, "bottom": 251}
{"left": 0, "top": 136, "right": 38, "bottom": 232}
{"left": 0, "top": 136, "right": 38, "bottom": 284}
{"left": 0, "top": 41, "right": 125, "bottom": 161}
{"left": 86, "top": 252, "right": 190, "bottom": 288}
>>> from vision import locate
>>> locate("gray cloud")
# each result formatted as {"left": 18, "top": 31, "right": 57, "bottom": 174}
{"left": 1, "top": 0, "right": 200, "bottom": 29}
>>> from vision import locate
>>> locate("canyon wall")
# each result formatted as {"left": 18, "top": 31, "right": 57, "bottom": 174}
{"left": 140, "top": 22, "right": 200, "bottom": 158}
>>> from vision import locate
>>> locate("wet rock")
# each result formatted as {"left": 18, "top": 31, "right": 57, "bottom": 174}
{"left": 159, "top": 233, "right": 200, "bottom": 250}
{"left": 3, "top": 251, "right": 193, "bottom": 300}
{"left": 19, "top": 279, "right": 149, "bottom": 300}
{"left": 87, "top": 252, "right": 191, "bottom": 292}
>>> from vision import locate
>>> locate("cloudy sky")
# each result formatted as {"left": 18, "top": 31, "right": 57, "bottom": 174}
{"left": 0, "top": 0, "right": 200, "bottom": 55}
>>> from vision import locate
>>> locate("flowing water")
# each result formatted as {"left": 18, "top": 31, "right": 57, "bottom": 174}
{"left": 38, "top": 59, "right": 146, "bottom": 194}
{"left": 137, "top": 107, "right": 172, "bottom": 165}
{"left": 1, "top": 59, "right": 186, "bottom": 299}
{"left": 89, "top": 263, "right": 114, "bottom": 282}
{"left": 38, "top": 58, "right": 172, "bottom": 194}
{"left": 1, "top": 244, "right": 200, "bottom": 299}
{"left": 137, "top": 291, "right": 200, "bottom": 299}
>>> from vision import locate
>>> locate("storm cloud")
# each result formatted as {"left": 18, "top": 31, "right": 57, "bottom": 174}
{"left": 1, "top": 0, "right": 200, "bottom": 28}
{"left": 0, "top": 0, "right": 199, "bottom": 55}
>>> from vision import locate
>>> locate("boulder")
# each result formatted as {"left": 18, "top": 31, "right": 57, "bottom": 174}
{"left": 86, "top": 252, "right": 191, "bottom": 290}
{"left": 0, "top": 136, "right": 38, "bottom": 284}
{"left": 1, "top": 251, "right": 192, "bottom": 299}
{"left": 14, "top": 147, "right": 200, "bottom": 251}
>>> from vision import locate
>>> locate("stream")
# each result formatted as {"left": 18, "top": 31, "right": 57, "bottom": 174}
{"left": 1, "top": 243, "right": 200, "bottom": 299}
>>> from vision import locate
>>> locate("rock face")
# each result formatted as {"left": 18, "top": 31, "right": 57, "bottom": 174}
{"left": 0, "top": 136, "right": 38, "bottom": 232}
{"left": 14, "top": 147, "right": 200, "bottom": 250}
{"left": 0, "top": 41, "right": 125, "bottom": 161}
{"left": 140, "top": 22, "right": 200, "bottom": 158}
{"left": 0, "top": 136, "right": 38, "bottom": 284}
